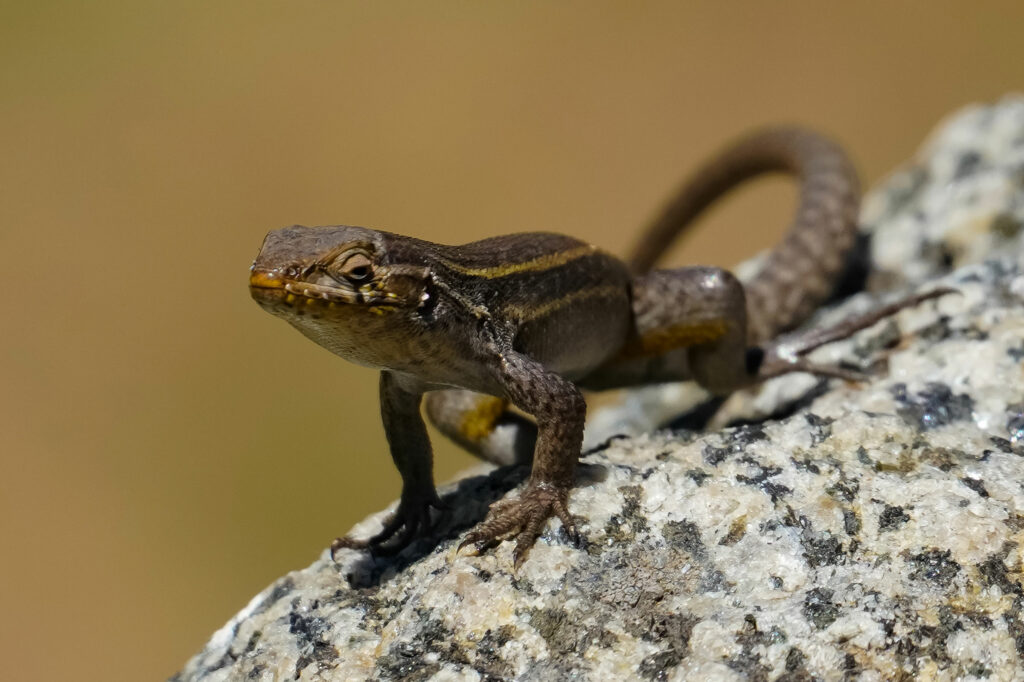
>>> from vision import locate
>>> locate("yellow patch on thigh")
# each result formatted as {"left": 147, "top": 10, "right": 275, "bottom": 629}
{"left": 625, "top": 319, "right": 729, "bottom": 357}
{"left": 459, "top": 396, "right": 509, "bottom": 442}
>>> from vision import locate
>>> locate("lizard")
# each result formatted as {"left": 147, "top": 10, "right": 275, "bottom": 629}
{"left": 248, "top": 126, "right": 952, "bottom": 569}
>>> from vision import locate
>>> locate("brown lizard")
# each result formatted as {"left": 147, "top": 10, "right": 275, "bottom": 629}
{"left": 248, "top": 127, "right": 951, "bottom": 568}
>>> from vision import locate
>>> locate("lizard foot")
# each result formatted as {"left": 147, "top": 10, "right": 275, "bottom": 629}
{"left": 758, "top": 287, "right": 958, "bottom": 381}
{"left": 330, "top": 489, "right": 446, "bottom": 560}
{"left": 458, "top": 483, "right": 579, "bottom": 570}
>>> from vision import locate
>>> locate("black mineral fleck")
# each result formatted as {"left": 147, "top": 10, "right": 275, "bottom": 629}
{"left": 892, "top": 382, "right": 974, "bottom": 431}
{"left": 288, "top": 610, "right": 338, "bottom": 678}
{"left": 686, "top": 469, "right": 712, "bottom": 486}
{"left": 878, "top": 504, "right": 911, "bottom": 531}
{"left": 978, "top": 543, "right": 1022, "bottom": 596}
{"left": 638, "top": 613, "right": 699, "bottom": 680}
{"left": 1008, "top": 404, "right": 1024, "bottom": 445}
{"left": 799, "top": 516, "right": 845, "bottom": 567}
{"left": 802, "top": 588, "right": 840, "bottom": 629}
{"left": 662, "top": 520, "right": 707, "bottom": 560}
{"left": 960, "top": 476, "right": 989, "bottom": 498}
{"left": 843, "top": 509, "right": 861, "bottom": 536}
{"left": 703, "top": 443, "right": 729, "bottom": 466}
{"left": 908, "top": 549, "right": 961, "bottom": 587}
{"left": 804, "top": 413, "right": 834, "bottom": 445}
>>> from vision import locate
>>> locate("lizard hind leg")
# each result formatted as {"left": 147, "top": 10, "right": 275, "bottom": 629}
{"left": 425, "top": 389, "right": 537, "bottom": 466}
{"left": 755, "top": 287, "right": 957, "bottom": 381}
{"left": 580, "top": 266, "right": 752, "bottom": 392}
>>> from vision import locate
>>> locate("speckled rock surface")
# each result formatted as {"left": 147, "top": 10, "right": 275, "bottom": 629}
{"left": 176, "top": 96, "right": 1024, "bottom": 682}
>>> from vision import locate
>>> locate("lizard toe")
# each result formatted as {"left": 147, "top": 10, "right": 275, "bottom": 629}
{"left": 459, "top": 483, "right": 577, "bottom": 567}
{"left": 330, "top": 491, "right": 442, "bottom": 560}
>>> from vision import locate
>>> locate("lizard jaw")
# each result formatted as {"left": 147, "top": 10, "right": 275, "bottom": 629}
{"left": 249, "top": 268, "right": 346, "bottom": 316}
{"left": 248, "top": 266, "right": 412, "bottom": 314}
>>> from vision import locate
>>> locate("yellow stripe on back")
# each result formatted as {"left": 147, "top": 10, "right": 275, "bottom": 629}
{"left": 503, "top": 284, "right": 626, "bottom": 323}
{"left": 437, "top": 244, "right": 598, "bottom": 279}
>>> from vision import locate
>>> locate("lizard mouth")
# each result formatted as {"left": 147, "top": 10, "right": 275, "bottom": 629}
{"left": 249, "top": 268, "right": 358, "bottom": 306}
{"left": 248, "top": 267, "right": 407, "bottom": 310}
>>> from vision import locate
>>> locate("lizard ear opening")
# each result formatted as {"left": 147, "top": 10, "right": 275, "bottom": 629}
{"left": 417, "top": 274, "right": 439, "bottom": 318}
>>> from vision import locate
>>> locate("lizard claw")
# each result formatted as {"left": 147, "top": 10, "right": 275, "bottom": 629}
{"left": 457, "top": 483, "right": 577, "bottom": 570}
{"left": 330, "top": 489, "right": 444, "bottom": 560}
{"left": 561, "top": 520, "right": 583, "bottom": 548}
{"left": 767, "top": 358, "right": 870, "bottom": 383}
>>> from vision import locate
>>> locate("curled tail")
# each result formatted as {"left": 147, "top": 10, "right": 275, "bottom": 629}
{"left": 627, "top": 127, "right": 861, "bottom": 344}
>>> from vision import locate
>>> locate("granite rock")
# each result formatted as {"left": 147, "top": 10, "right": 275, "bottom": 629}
{"left": 176, "top": 96, "right": 1024, "bottom": 682}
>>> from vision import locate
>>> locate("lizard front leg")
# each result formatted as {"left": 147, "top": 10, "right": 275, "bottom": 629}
{"left": 459, "top": 351, "right": 585, "bottom": 569}
{"left": 330, "top": 370, "right": 444, "bottom": 558}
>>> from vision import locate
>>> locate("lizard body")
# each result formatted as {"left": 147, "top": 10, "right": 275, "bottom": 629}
{"left": 249, "top": 127, "right": 950, "bottom": 567}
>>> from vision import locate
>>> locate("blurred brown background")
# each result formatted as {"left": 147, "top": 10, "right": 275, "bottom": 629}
{"left": 2, "top": 1, "right": 1020, "bottom": 678}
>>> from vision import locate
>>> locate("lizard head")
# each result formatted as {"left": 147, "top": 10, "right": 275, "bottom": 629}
{"left": 249, "top": 225, "right": 435, "bottom": 365}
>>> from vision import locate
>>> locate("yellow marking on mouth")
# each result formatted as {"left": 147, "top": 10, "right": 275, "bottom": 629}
{"left": 459, "top": 396, "right": 509, "bottom": 442}
{"left": 437, "top": 244, "right": 598, "bottom": 279}
{"left": 249, "top": 270, "right": 284, "bottom": 289}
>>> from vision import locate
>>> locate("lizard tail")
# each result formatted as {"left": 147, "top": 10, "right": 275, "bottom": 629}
{"left": 626, "top": 127, "right": 860, "bottom": 344}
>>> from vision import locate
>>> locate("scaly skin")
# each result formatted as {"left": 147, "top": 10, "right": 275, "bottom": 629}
{"left": 249, "top": 127, "right": 952, "bottom": 569}
{"left": 627, "top": 127, "right": 860, "bottom": 344}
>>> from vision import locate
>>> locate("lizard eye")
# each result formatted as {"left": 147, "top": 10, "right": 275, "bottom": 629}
{"left": 336, "top": 252, "right": 375, "bottom": 284}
